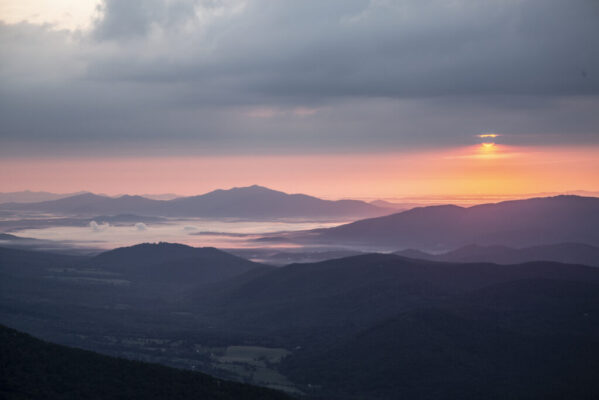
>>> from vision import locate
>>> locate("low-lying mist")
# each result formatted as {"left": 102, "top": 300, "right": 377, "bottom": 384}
{"left": 10, "top": 216, "right": 346, "bottom": 251}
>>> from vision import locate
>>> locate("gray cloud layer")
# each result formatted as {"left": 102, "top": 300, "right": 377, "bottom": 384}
{"left": 1, "top": 0, "right": 598, "bottom": 156}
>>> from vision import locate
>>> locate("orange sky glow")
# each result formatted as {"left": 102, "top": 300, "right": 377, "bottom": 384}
{"left": 1, "top": 144, "right": 598, "bottom": 201}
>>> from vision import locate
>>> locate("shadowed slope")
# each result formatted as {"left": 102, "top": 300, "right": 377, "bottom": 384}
{"left": 0, "top": 324, "right": 292, "bottom": 400}
{"left": 89, "top": 242, "right": 263, "bottom": 284}
{"left": 192, "top": 253, "right": 599, "bottom": 332}
{"left": 396, "top": 242, "right": 599, "bottom": 267}
{"left": 283, "top": 300, "right": 599, "bottom": 400}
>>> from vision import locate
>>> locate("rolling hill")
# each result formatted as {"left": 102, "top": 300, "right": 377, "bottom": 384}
{"left": 282, "top": 296, "right": 599, "bottom": 400}
{"left": 187, "top": 252, "right": 599, "bottom": 398}
{"left": 89, "top": 242, "right": 263, "bottom": 284}
{"left": 191, "top": 252, "right": 599, "bottom": 334}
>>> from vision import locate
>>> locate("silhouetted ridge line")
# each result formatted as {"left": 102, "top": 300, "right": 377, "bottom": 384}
{"left": 0, "top": 185, "right": 390, "bottom": 219}
{"left": 310, "top": 195, "right": 599, "bottom": 250}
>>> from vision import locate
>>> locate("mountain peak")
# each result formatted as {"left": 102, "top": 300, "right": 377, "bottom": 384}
{"left": 229, "top": 185, "right": 282, "bottom": 193}
{"left": 0, "top": 185, "right": 389, "bottom": 219}
{"left": 69, "top": 192, "right": 106, "bottom": 199}
{"left": 116, "top": 194, "right": 151, "bottom": 200}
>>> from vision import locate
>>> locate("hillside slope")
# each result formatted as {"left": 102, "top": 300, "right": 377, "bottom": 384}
{"left": 395, "top": 242, "right": 599, "bottom": 267}
{"left": 0, "top": 324, "right": 292, "bottom": 400}
{"left": 89, "top": 242, "right": 262, "bottom": 284}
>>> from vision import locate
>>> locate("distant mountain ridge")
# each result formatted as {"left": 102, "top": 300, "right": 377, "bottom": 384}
{"left": 309, "top": 195, "right": 599, "bottom": 251}
{"left": 395, "top": 242, "right": 599, "bottom": 267}
{"left": 0, "top": 190, "right": 89, "bottom": 204}
{"left": 369, "top": 199, "right": 426, "bottom": 210}
{"left": 0, "top": 185, "right": 390, "bottom": 219}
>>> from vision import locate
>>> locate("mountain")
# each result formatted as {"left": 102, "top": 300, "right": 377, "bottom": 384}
{"left": 395, "top": 242, "right": 599, "bottom": 267}
{"left": 0, "top": 232, "right": 29, "bottom": 241}
{"left": 0, "top": 192, "right": 162, "bottom": 215}
{"left": 282, "top": 295, "right": 599, "bottom": 400}
{"left": 167, "top": 185, "right": 388, "bottom": 218}
{"left": 192, "top": 253, "right": 599, "bottom": 333}
{"left": 0, "top": 185, "right": 390, "bottom": 219}
{"left": 140, "top": 193, "right": 181, "bottom": 200}
{"left": 309, "top": 195, "right": 599, "bottom": 251}
{"left": 0, "top": 243, "right": 265, "bottom": 313}
{"left": 192, "top": 253, "right": 599, "bottom": 398}
{"left": 0, "top": 190, "right": 88, "bottom": 204}
{"left": 369, "top": 199, "right": 424, "bottom": 210}
{"left": 0, "top": 324, "right": 292, "bottom": 400}
{"left": 0, "top": 232, "right": 100, "bottom": 255}
{"left": 0, "top": 246, "right": 85, "bottom": 277}
{"left": 3, "top": 246, "right": 599, "bottom": 399}
{"left": 89, "top": 242, "right": 263, "bottom": 285}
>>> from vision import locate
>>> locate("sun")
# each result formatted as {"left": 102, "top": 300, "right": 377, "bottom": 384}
{"left": 476, "top": 141, "right": 500, "bottom": 158}
{"left": 474, "top": 133, "right": 501, "bottom": 157}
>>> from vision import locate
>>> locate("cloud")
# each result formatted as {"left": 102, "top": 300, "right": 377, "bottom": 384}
{"left": 93, "top": 0, "right": 200, "bottom": 41}
{"left": 0, "top": 0, "right": 598, "bottom": 156}
{"left": 134, "top": 222, "right": 148, "bottom": 231}
{"left": 85, "top": 0, "right": 599, "bottom": 98}
{"left": 89, "top": 220, "right": 110, "bottom": 232}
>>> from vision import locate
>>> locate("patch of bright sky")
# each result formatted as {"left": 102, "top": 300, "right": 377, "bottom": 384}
{"left": 0, "top": 0, "right": 101, "bottom": 31}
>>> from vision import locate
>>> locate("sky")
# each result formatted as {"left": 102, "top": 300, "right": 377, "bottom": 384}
{"left": 1, "top": 0, "right": 598, "bottom": 199}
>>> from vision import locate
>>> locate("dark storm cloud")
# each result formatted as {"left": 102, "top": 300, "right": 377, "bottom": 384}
{"left": 0, "top": 0, "right": 598, "bottom": 155}
{"left": 88, "top": 0, "right": 599, "bottom": 97}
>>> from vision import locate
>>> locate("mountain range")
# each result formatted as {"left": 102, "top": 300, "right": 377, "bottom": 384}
{"left": 396, "top": 242, "right": 599, "bottom": 267}
{"left": 307, "top": 195, "right": 599, "bottom": 251}
{"left": 2, "top": 243, "right": 599, "bottom": 399}
{"left": 0, "top": 185, "right": 390, "bottom": 220}
{"left": 0, "top": 190, "right": 89, "bottom": 204}
{"left": 0, "top": 190, "right": 181, "bottom": 204}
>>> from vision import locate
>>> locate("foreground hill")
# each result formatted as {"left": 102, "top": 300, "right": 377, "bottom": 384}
{"left": 4, "top": 246, "right": 599, "bottom": 399}
{"left": 89, "top": 242, "right": 263, "bottom": 284}
{"left": 191, "top": 253, "right": 599, "bottom": 398}
{"left": 283, "top": 297, "right": 599, "bottom": 400}
{"left": 193, "top": 253, "right": 599, "bottom": 332}
{"left": 0, "top": 185, "right": 389, "bottom": 219}
{"left": 309, "top": 195, "right": 599, "bottom": 250}
{"left": 0, "top": 324, "right": 292, "bottom": 400}
{"left": 0, "top": 244, "right": 267, "bottom": 314}
{"left": 0, "top": 246, "right": 85, "bottom": 277}
{"left": 396, "top": 242, "right": 599, "bottom": 267}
